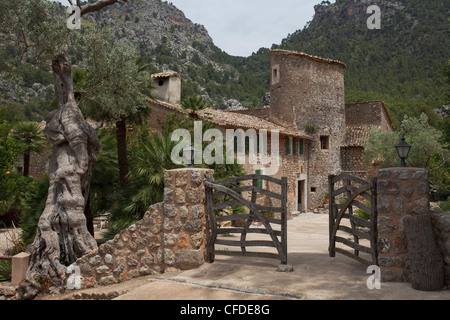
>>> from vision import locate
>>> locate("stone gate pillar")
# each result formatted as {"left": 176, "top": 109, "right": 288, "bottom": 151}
{"left": 162, "top": 168, "right": 214, "bottom": 269}
{"left": 376, "top": 167, "right": 431, "bottom": 282}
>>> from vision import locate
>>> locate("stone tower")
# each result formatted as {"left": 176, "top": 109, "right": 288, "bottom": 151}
{"left": 269, "top": 49, "right": 347, "bottom": 207}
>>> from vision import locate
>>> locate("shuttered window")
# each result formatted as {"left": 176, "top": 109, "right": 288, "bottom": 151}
{"left": 255, "top": 169, "right": 263, "bottom": 188}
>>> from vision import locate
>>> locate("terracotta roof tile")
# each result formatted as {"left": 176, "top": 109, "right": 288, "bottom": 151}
{"left": 343, "top": 125, "right": 376, "bottom": 147}
{"left": 197, "top": 108, "right": 312, "bottom": 139}
{"left": 151, "top": 72, "right": 182, "bottom": 80}
{"left": 269, "top": 49, "right": 347, "bottom": 69}
{"left": 149, "top": 99, "right": 312, "bottom": 139}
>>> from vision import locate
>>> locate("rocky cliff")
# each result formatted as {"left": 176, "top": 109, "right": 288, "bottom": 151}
{"left": 83, "top": 0, "right": 215, "bottom": 63}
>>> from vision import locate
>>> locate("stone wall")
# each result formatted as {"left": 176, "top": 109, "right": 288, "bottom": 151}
{"left": 268, "top": 49, "right": 346, "bottom": 209}
{"left": 377, "top": 167, "right": 449, "bottom": 285}
{"left": 341, "top": 146, "right": 368, "bottom": 178}
{"left": 67, "top": 168, "right": 213, "bottom": 289}
{"left": 345, "top": 101, "right": 393, "bottom": 131}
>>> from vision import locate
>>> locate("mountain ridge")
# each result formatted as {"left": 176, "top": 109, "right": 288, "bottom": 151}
{"left": 1, "top": 0, "right": 448, "bottom": 130}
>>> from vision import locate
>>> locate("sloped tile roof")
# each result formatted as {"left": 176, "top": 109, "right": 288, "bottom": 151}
{"left": 343, "top": 125, "right": 375, "bottom": 147}
{"left": 149, "top": 98, "right": 312, "bottom": 139}
{"left": 197, "top": 107, "right": 312, "bottom": 139}
{"left": 270, "top": 49, "right": 347, "bottom": 69}
{"left": 151, "top": 72, "right": 183, "bottom": 80}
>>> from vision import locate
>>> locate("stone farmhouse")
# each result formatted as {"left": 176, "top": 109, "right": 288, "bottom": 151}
{"left": 148, "top": 49, "right": 393, "bottom": 214}
{"left": 22, "top": 49, "right": 392, "bottom": 215}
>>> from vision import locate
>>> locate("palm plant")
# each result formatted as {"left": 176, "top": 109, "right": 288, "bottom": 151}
{"left": 11, "top": 122, "right": 46, "bottom": 177}
{"left": 181, "top": 95, "right": 208, "bottom": 118}
{"left": 128, "top": 132, "right": 182, "bottom": 205}
{"left": 89, "top": 127, "right": 118, "bottom": 214}
{"left": 103, "top": 132, "right": 183, "bottom": 240}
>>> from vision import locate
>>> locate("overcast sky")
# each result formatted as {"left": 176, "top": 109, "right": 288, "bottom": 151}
{"left": 55, "top": 0, "right": 334, "bottom": 57}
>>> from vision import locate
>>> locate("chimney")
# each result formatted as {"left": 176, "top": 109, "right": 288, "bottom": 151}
{"left": 151, "top": 72, "right": 182, "bottom": 105}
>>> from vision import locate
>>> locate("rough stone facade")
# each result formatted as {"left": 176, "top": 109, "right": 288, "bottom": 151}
{"left": 67, "top": 168, "right": 213, "bottom": 289}
{"left": 342, "top": 101, "right": 394, "bottom": 178}
{"left": 28, "top": 147, "right": 51, "bottom": 178}
{"left": 376, "top": 167, "right": 449, "bottom": 285}
{"left": 269, "top": 50, "right": 346, "bottom": 208}
{"left": 345, "top": 101, "right": 393, "bottom": 131}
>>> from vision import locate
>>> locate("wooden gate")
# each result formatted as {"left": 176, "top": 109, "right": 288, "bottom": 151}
{"left": 205, "top": 174, "right": 288, "bottom": 265}
{"left": 328, "top": 173, "right": 378, "bottom": 265}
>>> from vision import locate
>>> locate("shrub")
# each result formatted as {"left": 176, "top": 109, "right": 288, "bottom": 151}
{"left": 20, "top": 174, "right": 49, "bottom": 245}
{"left": 0, "top": 260, "right": 12, "bottom": 282}
{"left": 438, "top": 199, "right": 450, "bottom": 211}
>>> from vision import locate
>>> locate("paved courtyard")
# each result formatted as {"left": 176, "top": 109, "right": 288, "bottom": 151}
{"left": 25, "top": 213, "right": 448, "bottom": 300}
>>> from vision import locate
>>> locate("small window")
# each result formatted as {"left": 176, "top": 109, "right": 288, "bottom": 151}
{"left": 271, "top": 64, "right": 280, "bottom": 85}
{"left": 311, "top": 187, "right": 317, "bottom": 193}
{"left": 299, "top": 139, "right": 304, "bottom": 155}
{"left": 285, "top": 137, "right": 290, "bottom": 155}
{"left": 320, "top": 136, "right": 329, "bottom": 150}
{"left": 158, "top": 79, "right": 164, "bottom": 86}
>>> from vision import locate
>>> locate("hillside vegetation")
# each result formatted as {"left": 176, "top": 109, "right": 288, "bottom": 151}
{"left": 1, "top": 0, "right": 448, "bottom": 133}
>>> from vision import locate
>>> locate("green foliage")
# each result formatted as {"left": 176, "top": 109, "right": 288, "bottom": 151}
{"left": 103, "top": 128, "right": 183, "bottom": 240}
{"left": 0, "top": 0, "right": 68, "bottom": 64}
{"left": 103, "top": 111, "right": 247, "bottom": 239}
{"left": 0, "top": 113, "right": 32, "bottom": 221}
{"left": 11, "top": 121, "right": 46, "bottom": 153}
{"left": 363, "top": 127, "right": 401, "bottom": 168}
{"left": 0, "top": 260, "right": 11, "bottom": 282}
{"left": 363, "top": 113, "right": 450, "bottom": 194}
{"left": 20, "top": 174, "right": 49, "bottom": 245}
{"left": 14, "top": 63, "right": 53, "bottom": 87}
{"left": 0, "top": 112, "right": 19, "bottom": 177}
{"left": 181, "top": 95, "right": 209, "bottom": 119}
{"left": 76, "top": 27, "right": 153, "bottom": 124}
{"left": 306, "top": 123, "right": 318, "bottom": 134}
{"left": 438, "top": 200, "right": 450, "bottom": 211}
{"left": 355, "top": 201, "right": 371, "bottom": 222}
{"left": 89, "top": 128, "right": 119, "bottom": 216}
{"left": 10, "top": 120, "right": 47, "bottom": 181}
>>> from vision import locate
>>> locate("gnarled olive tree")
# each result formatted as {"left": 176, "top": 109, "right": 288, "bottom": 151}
{"left": 0, "top": 0, "right": 129, "bottom": 299}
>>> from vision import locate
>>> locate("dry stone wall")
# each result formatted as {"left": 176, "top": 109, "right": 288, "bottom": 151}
{"left": 68, "top": 168, "right": 213, "bottom": 290}
{"left": 377, "top": 167, "right": 450, "bottom": 285}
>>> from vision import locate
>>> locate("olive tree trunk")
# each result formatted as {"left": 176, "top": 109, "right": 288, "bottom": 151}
{"left": 20, "top": 57, "right": 99, "bottom": 299}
